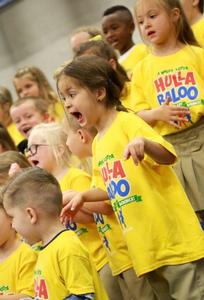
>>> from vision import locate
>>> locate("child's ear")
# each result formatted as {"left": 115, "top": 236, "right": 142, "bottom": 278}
{"left": 192, "top": 0, "right": 199, "bottom": 8}
{"left": 171, "top": 7, "right": 180, "bottom": 23}
{"left": 77, "top": 129, "right": 88, "bottom": 144}
{"left": 108, "top": 58, "right": 117, "bottom": 71}
{"left": 43, "top": 112, "right": 52, "bottom": 123}
{"left": 26, "top": 207, "right": 38, "bottom": 224}
{"left": 95, "top": 87, "right": 106, "bottom": 103}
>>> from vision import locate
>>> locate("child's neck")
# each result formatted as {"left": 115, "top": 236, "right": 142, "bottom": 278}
{"left": 52, "top": 165, "right": 68, "bottom": 181}
{"left": 152, "top": 39, "right": 184, "bottom": 56}
{"left": 191, "top": 12, "right": 203, "bottom": 25}
{"left": 40, "top": 219, "right": 65, "bottom": 246}
{"left": 0, "top": 232, "right": 21, "bottom": 262}
{"left": 97, "top": 108, "right": 118, "bottom": 138}
{"left": 120, "top": 40, "right": 135, "bottom": 55}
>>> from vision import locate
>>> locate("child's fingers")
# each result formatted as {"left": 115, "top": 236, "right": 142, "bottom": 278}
{"left": 168, "top": 120, "right": 182, "bottom": 129}
{"left": 164, "top": 96, "right": 172, "bottom": 105}
{"left": 128, "top": 145, "right": 140, "bottom": 165}
{"left": 123, "top": 146, "right": 131, "bottom": 160}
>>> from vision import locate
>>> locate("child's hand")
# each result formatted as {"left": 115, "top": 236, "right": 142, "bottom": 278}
{"left": 124, "top": 137, "right": 145, "bottom": 165}
{"left": 8, "top": 163, "right": 22, "bottom": 177}
{"left": 157, "top": 97, "right": 189, "bottom": 128}
{"left": 60, "top": 191, "right": 85, "bottom": 224}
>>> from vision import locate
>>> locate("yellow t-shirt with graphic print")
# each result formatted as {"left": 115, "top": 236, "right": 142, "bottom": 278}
{"left": 119, "top": 44, "right": 148, "bottom": 79}
{"left": 34, "top": 230, "right": 108, "bottom": 300}
{"left": 192, "top": 17, "right": 204, "bottom": 48}
{"left": 0, "top": 242, "right": 37, "bottom": 297}
{"left": 131, "top": 45, "right": 204, "bottom": 136}
{"left": 93, "top": 210, "right": 133, "bottom": 276}
{"left": 92, "top": 111, "right": 204, "bottom": 276}
{"left": 7, "top": 122, "right": 24, "bottom": 145}
{"left": 59, "top": 167, "right": 108, "bottom": 271}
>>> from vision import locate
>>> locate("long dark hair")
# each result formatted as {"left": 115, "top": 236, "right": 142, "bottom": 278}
{"left": 57, "top": 56, "right": 128, "bottom": 112}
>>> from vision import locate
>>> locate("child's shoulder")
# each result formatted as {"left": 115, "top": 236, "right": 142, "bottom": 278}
{"left": 43, "top": 230, "right": 88, "bottom": 258}
{"left": 66, "top": 167, "right": 91, "bottom": 180}
{"left": 14, "top": 241, "right": 37, "bottom": 262}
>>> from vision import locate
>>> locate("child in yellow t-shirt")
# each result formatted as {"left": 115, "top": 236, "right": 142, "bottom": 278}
{"left": 62, "top": 116, "right": 155, "bottom": 300}
{"left": 131, "top": 0, "right": 204, "bottom": 225}
{"left": 0, "top": 192, "right": 36, "bottom": 299}
{"left": 101, "top": 5, "right": 148, "bottom": 77}
{"left": 0, "top": 86, "right": 24, "bottom": 146}
{"left": 57, "top": 55, "right": 204, "bottom": 300}
{"left": 181, "top": 0, "right": 204, "bottom": 47}
{"left": 26, "top": 122, "right": 112, "bottom": 299}
{"left": 13, "top": 66, "right": 64, "bottom": 122}
{"left": 10, "top": 97, "right": 51, "bottom": 154}
{"left": 2, "top": 167, "right": 108, "bottom": 300}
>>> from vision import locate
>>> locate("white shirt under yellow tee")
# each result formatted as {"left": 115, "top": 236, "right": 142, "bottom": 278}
{"left": 131, "top": 45, "right": 204, "bottom": 136}
{"left": 59, "top": 167, "right": 108, "bottom": 272}
{"left": 92, "top": 111, "right": 204, "bottom": 276}
{"left": 0, "top": 242, "right": 37, "bottom": 297}
{"left": 34, "top": 230, "right": 108, "bottom": 300}
{"left": 192, "top": 17, "right": 204, "bottom": 48}
{"left": 119, "top": 44, "right": 148, "bottom": 79}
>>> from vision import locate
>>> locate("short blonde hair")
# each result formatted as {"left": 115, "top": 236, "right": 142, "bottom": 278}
{"left": 29, "top": 123, "right": 71, "bottom": 168}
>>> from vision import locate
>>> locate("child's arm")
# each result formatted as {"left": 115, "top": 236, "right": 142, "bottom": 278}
{"left": 124, "top": 137, "right": 176, "bottom": 165}
{"left": 63, "top": 191, "right": 113, "bottom": 215}
{"left": 138, "top": 97, "right": 189, "bottom": 128}
{"left": 0, "top": 295, "right": 32, "bottom": 300}
{"left": 64, "top": 293, "right": 94, "bottom": 299}
{"left": 61, "top": 188, "right": 109, "bottom": 222}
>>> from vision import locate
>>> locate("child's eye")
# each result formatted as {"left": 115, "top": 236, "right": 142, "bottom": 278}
{"left": 150, "top": 14, "right": 156, "bottom": 18}
{"left": 60, "top": 94, "right": 66, "bottom": 102}
{"left": 25, "top": 114, "right": 33, "bottom": 119}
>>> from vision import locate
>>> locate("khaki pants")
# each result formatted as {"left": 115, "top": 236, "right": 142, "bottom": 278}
{"left": 99, "top": 263, "right": 124, "bottom": 300}
{"left": 117, "top": 267, "right": 156, "bottom": 300}
{"left": 146, "top": 259, "right": 204, "bottom": 300}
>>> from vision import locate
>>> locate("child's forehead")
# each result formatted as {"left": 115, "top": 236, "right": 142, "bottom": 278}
{"left": 58, "top": 75, "right": 80, "bottom": 90}
{"left": 16, "top": 100, "right": 36, "bottom": 110}
{"left": 136, "top": 0, "right": 161, "bottom": 14}
{"left": 102, "top": 11, "right": 128, "bottom": 25}
{"left": 15, "top": 73, "right": 35, "bottom": 83}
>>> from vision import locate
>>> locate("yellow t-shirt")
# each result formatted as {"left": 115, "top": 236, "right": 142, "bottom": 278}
{"left": 48, "top": 101, "right": 65, "bottom": 122}
{"left": 59, "top": 167, "right": 108, "bottom": 271}
{"left": 0, "top": 242, "right": 37, "bottom": 297}
{"left": 192, "top": 17, "right": 204, "bottom": 48}
{"left": 92, "top": 111, "right": 204, "bottom": 276}
{"left": 7, "top": 122, "right": 24, "bottom": 146}
{"left": 131, "top": 45, "right": 204, "bottom": 135}
{"left": 34, "top": 230, "right": 108, "bottom": 300}
{"left": 120, "top": 81, "right": 136, "bottom": 112}
{"left": 119, "top": 44, "right": 148, "bottom": 79}
{"left": 93, "top": 211, "right": 133, "bottom": 276}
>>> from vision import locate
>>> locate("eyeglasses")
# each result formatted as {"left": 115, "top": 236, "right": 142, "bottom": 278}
{"left": 25, "top": 144, "right": 48, "bottom": 157}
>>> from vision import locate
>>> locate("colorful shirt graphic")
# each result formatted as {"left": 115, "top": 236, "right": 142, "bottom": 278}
{"left": 131, "top": 45, "right": 204, "bottom": 135}
{"left": 92, "top": 112, "right": 204, "bottom": 276}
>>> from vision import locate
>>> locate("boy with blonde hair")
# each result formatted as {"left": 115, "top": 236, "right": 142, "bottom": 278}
{"left": 0, "top": 191, "right": 36, "bottom": 299}
{"left": 2, "top": 167, "right": 108, "bottom": 300}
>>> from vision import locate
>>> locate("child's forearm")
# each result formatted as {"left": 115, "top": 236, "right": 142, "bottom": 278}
{"left": 0, "top": 294, "right": 32, "bottom": 300}
{"left": 137, "top": 109, "right": 159, "bottom": 126}
{"left": 72, "top": 210, "right": 94, "bottom": 224}
{"left": 81, "top": 188, "right": 109, "bottom": 203}
{"left": 144, "top": 138, "right": 176, "bottom": 164}
{"left": 82, "top": 201, "right": 113, "bottom": 215}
